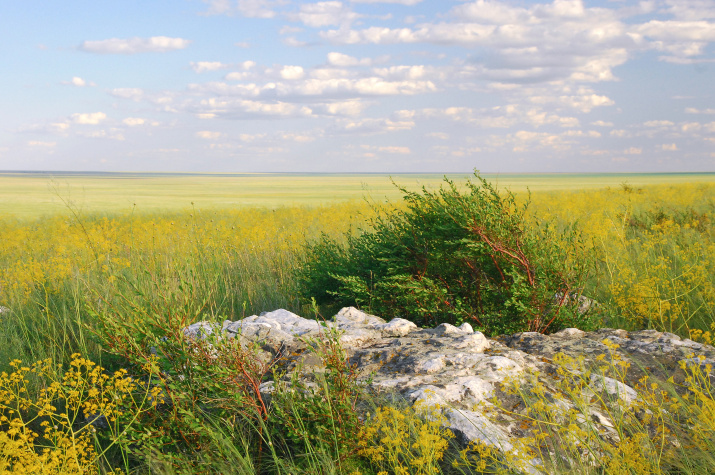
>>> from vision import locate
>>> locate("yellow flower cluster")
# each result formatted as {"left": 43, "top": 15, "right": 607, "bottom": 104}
{"left": 357, "top": 401, "right": 453, "bottom": 475}
{"left": 0, "top": 202, "right": 375, "bottom": 305}
{"left": 0, "top": 355, "right": 160, "bottom": 474}
{"left": 527, "top": 182, "right": 715, "bottom": 339}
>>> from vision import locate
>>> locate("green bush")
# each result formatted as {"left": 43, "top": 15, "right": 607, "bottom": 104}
{"left": 299, "top": 173, "right": 596, "bottom": 335}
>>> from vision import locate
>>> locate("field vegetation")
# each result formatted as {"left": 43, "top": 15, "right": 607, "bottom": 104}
{"left": 1, "top": 173, "right": 714, "bottom": 474}
{"left": 1, "top": 172, "right": 712, "bottom": 219}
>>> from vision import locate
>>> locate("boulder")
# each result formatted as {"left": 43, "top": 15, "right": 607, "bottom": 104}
{"left": 184, "top": 307, "right": 715, "bottom": 474}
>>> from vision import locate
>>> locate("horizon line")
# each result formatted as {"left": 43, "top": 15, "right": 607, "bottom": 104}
{"left": 2, "top": 170, "right": 715, "bottom": 176}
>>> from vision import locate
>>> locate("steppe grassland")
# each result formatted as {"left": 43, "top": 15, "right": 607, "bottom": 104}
{"left": 1, "top": 172, "right": 712, "bottom": 218}
{"left": 1, "top": 173, "right": 715, "bottom": 366}
{"left": 1, "top": 173, "right": 715, "bottom": 474}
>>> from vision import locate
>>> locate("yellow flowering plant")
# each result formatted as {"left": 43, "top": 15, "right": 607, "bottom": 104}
{"left": 0, "top": 354, "right": 161, "bottom": 474}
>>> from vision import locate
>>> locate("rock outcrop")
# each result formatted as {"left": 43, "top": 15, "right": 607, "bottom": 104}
{"left": 184, "top": 307, "right": 715, "bottom": 474}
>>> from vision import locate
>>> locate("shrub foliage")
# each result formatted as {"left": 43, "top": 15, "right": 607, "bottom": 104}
{"left": 299, "top": 173, "right": 595, "bottom": 335}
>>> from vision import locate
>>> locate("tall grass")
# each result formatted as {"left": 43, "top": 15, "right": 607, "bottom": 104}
{"left": 0, "top": 202, "right": 375, "bottom": 368}
{"left": 527, "top": 182, "right": 715, "bottom": 341}
{"left": 1, "top": 180, "right": 715, "bottom": 474}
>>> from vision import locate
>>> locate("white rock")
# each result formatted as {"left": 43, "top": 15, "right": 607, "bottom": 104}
{"left": 251, "top": 308, "right": 322, "bottom": 336}
{"left": 335, "top": 306, "right": 386, "bottom": 327}
{"left": 417, "top": 356, "right": 446, "bottom": 374}
{"left": 183, "top": 321, "right": 220, "bottom": 340}
{"left": 451, "top": 332, "right": 490, "bottom": 351}
{"left": 376, "top": 317, "right": 418, "bottom": 337}
{"left": 475, "top": 356, "right": 523, "bottom": 380}
{"left": 339, "top": 328, "right": 382, "bottom": 349}
{"left": 553, "top": 328, "right": 586, "bottom": 338}
{"left": 434, "top": 322, "right": 464, "bottom": 336}
{"left": 444, "top": 409, "right": 545, "bottom": 475}
{"left": 590, "top": 374, "right": 638, "bottom": 406}
{"left": 458, "top": 322, "right": 474, "bottom": 333}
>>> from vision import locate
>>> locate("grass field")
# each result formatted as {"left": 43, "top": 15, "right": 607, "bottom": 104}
{"left": 2, "top": 171, "right": 714, "bottom": 219}
{"left": 1, "top": 172, "right": 715, "bottom": 474}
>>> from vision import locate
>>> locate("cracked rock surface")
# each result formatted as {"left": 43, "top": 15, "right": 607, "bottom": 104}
{"left": 184, "top": 307, "right": 715, "bottom": 474}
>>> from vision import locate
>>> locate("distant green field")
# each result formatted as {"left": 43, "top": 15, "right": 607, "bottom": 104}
{"left": 1, "top": 171, "right": 714, "bottom": 219}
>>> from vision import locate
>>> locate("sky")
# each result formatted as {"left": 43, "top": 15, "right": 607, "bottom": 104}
{"left": 1, "top": 0, "right": 715, "bottom": 173}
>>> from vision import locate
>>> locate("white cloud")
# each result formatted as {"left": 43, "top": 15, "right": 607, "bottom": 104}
{"left": 658, "top": 55, "right": 715, "bottom": 64}
{"left": 77, "top": 129, "right": 125, "bottom": 141}
{"left": 378, "top": 145, "right": 411, "bottom": 154}
{"left": 196, "top": 131, "right": 223, "bottom": 139}
{"left": 636, "top": 20, "right": 715, "bottom": 61}
{"left": 51, "top": 122, "right": 70, "bottom": 131}
{"left": 591, "top": 120, "right": 614, "bottom": 127}
{"left": 190, "top": 76, "right": 437, "bottom": 99}
{"left": 283, "top": 37, "right": 308, "bottom": 47}
{"left": 294, "top": 2, "right": 360, "bottom": 28}
{"left": 309, "top": 67, "right": 356, "bottom": 80}
{"left": 529, "top": 90, "right": 614, "bottom": 113}
{"left": 418, "top": 105, "right": 558, "bottom": 129}
{"left": 202, "top": 0, "right": 232, "bottom": 15}
{"left": 686, "top": 107, "right": 715, "bottom": 114}
{"left": 453, "top": 0, "right": 530, "bottom": 24}
{"left": 637, "top": 21, "right": 715, "bottom": 42}
{"left": 318, "top": 100, "right": 366, "bottom": 116}
{"left": 662, "top": 143, "right": 678, "bottom": 151}
{"left": 644, "top": 120, "right": 674, "bottom": 127}
{"left": 563, "top": 130, "right": 601, "bottom": 138}
{"left": 682, "top": 122, "right": 701, "bottom": 132}
{"left": 62, "top": 76, "right": 95, "bottom": 87}
{"left": 280, "top": 26, "right": 304, "bottom": 35}
{"left": 202, "top": 0, "right": 277, "bottom": 18}
{"left": 109, "top": 88, "right": 145, "bottom": 100}
{"left": 511, "top": 130, "right": 566, "bottom": 151}
{"left": 225, "top": 71, "right": 253, "bottom": 81}
{"left": 352, "top": 0, "right": 422, "bottom": 4}
{"left": 27, "top": 141, "right": 56, "bottom": 147}
{"left": 321, "top": 0, "right": 638, "bottom": 87}
{"left": 224, "top": 61, "right": 258, "bottom": 80}
{"left": 280, "top": 65, "right": 305, "bottom": 80}
{"left": 238, "top": 133, "right": 267, "bottom": 142}
{"left": 427, "top": 132, "right": 449, "bottom": 140}
{"left": 190, "top": 98, "right": 314, "bottom": 119}
{"left": 281, "top": 133, "right": 316, "bottom": 142}
{"left": 335, "top": 117, "right": 415, "bottom": 134}
{"left": 80, "top": 36, "right": 191, "bottom": 54}
{"left": 327, "top": 52, "right": 372, "bottom": 66}
{"left": 191, "top": 61, "right": 228, "bottom": 73}
{"left": 624, "top": 146, "right": 642, "bottom": 154}
{"left": 663, "top": 0, "right": 715, "bottom": 20}
{"left": 123, "top": 117, "right": 146, "bottom": 126}
{"left": 294, "top": 77, "right": 437, "bottom": 95}
{"left": 237, "top": 0, "right": 278, "bottom": 18}
{"left": 372, "top": 65, "right": 429, "bottom": 80}
{"left": 72, "top": 112, "right": 107, "bottom": 125}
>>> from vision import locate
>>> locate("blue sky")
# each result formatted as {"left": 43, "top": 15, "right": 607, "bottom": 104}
{"left": 1, "top": 0, "right": 714, "bottom": 173}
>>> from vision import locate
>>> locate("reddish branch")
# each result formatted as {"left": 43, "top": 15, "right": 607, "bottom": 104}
{"left": 470, "top": 222, "right": 574, "bottom": 334}
{"left": 470, "top": 224, "right": 535, "bottom": 287}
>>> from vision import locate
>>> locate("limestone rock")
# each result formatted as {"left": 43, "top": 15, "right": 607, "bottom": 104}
{"left": 183, "top": 308, "right": 715, "bottom": 474}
